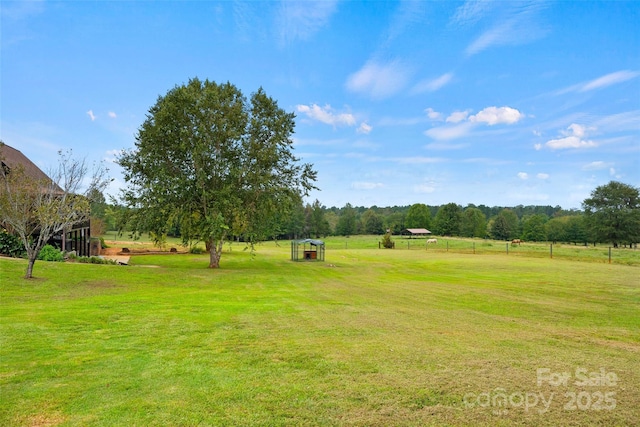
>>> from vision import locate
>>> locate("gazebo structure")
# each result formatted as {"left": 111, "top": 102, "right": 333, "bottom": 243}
{"left": 402, "top": 228, "right": 432, "bottom": 238}
{"left": 291, "top": 239, "right": 325, "bottom": 262}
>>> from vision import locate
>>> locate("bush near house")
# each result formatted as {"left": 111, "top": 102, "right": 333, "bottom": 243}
{"left": 0, "top": 229, "right": 25, "bottom": 258}
{"left": 37, "top": 245, "right": 64, "bottom": 262}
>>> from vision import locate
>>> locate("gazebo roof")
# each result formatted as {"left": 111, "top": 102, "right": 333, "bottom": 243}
{"left": 295, "top": 239, "right": 324, "bottom": 246}
{"left": 404, "top": 228, "right": 431, "bottom": 235}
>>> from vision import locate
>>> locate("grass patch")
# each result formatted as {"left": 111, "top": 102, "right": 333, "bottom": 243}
{"left": 1, "top": 243, "right": 639, "bottom": 426}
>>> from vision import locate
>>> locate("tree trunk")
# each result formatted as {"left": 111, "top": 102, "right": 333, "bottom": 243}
{"left": 25, "top": 255, "right": 36, "bottom": 279}
{"left": 207, "top": 238, "right": 223, "bottom": 268}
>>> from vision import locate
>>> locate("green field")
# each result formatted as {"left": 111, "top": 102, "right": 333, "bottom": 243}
{"left": 1, "top": 239, "right": 639, "bottom": 426}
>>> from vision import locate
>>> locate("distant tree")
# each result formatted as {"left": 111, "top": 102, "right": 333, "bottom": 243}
{"left": 362, "top": 209, "right": 385, "bottom": 235}
{"left": 565, "top": 215, "right": 588, "bottom": 245}
{"left": 385, "top": 211, "right": 405, "bottom": 234}
{"left": 545, "top": 216, "right": 568, "bottom": 244}
{"left": 521, "top": 214, "right": 548, "bottom": 242}
{"left": 490, "top": 209, "right": 519, "bottom": 240}
{"left": 405, "top": 203, "right": 431, "bottom": 230}
{"left": 335, "top": 203, "right": 357, "bottom": 236}
{"left": 460, "top": 207, "right": 487, "bottom": 238}
{"left": 583, "top": 181, "right": 640, "bottom": 247}
{"left": 118, "top": 79, "right": 317, "bottom": 268}
{"left": 0, "top": 145, "right": 109, "bottom": 278}
{"left": 282, "top": 197, "right": 305, "bottom": 239}
{"left": 434, "top": 203, "right": 462, "bottom": 236}
{"left": 88, "top": 188, "right": 107, "bottom": 219}
{"left": 306, "top": 199, "right": 330, "bottom": 238}
{"left": 324, "top": 210, "right": 338, "bottom": 236}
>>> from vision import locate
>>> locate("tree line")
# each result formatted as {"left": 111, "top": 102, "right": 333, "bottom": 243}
{"left": 91, "top": 180, "right": 639, "bottom": 249}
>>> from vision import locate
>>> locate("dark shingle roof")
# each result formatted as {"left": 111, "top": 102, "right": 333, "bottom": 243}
{"left": 0, "top": 143, "right": 62, "bottom": 193}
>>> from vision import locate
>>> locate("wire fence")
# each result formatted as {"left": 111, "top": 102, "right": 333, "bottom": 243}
{"left": 320, "top": 237, "right": 640, "bottom": 266}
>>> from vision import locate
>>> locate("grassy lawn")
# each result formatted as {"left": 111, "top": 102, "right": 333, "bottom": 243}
{"left": 1, "top": 241, "right": 639, "bottom": 426}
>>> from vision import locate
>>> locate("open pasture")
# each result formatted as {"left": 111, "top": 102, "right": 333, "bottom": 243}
{"left": 1, "top": 242, "right": 639, "bottom": 426}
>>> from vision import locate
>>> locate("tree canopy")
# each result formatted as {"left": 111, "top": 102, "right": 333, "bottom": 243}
{"left": 405, "top": 203, "right": 431, "bottom": 230}
{"left": 118, "top": 78, "right": 316, "bottom": 268}
{"left": 434, "top": 203, "right": 462, "bottom": 236}
{"left": 583, "top": 181, "right": 640, "bottom": 247}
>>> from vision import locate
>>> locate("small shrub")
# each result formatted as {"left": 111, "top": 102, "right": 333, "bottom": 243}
{"left": 190, "top": 246, "right": 205, "bottom": 254}
{"left": 70, "top": 255, "right": 117, "bottom": 265}
{"left": 100, "top": 237, "right": 109, "bottom": 249}
{"left": 381, "top": 232, "right": 394, "bottom": 249}
{"left": 37, "top": 245, "right": 64, "bottom": 262}
{"left": 0, "top": 229, "right": 26, "bottom": 258}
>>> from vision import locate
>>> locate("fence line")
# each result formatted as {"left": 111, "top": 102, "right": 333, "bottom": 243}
{"left": 320, "top": 238, "right": 640, "bottom": 266}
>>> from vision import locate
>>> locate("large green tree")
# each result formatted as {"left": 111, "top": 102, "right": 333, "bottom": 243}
{"left": 118, "top": 78, "right": 316, "bottom": 268}
{"left": 335, "top": 203, "right": 357, "bottom": 236}
{"left": 305, "top": 199, "right": 330, "bottom": 238}
{"left": 583, "top": 181, "right": 640, "bottom": 247}
{"left": 460, "top": 206, "right": 487, "bottom": 238}
{"left": 490, "top": 208, "right": 519, "bottom": 240}
{"left": 521, "top": 214, "right": 548, "bottom": 242}
{"left": 433, "top": 203, "right": 462, "bottom": 236}
{"left": 405, "top": 203, "right": 431, "bottom": 230}
{"left": 362, "top": 208, "right": 385, "bottom": 235}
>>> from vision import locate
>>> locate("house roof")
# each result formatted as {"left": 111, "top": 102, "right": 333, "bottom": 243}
{"left": 0, "top": 144, "right": 62, "bottom": 192}
{"left": 404, "top": 228, "right": 432, "bottom": 234}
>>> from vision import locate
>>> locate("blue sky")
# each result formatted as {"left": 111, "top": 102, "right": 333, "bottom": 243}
{"left": 2, "top": 1, "right": 639, "bottom": 209}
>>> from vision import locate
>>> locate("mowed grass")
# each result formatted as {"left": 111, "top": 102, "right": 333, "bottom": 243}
{"left": 1, "top": 243, "right": 639, "bottom": 426}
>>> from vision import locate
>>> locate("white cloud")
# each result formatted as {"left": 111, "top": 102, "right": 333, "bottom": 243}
{"left": 276, "top": 0, "right": 338, "bottom": 45}
{"left": 451, "top": 0, "right": 496, "bottom": 26}
{"left": 411, "top": 72, "right": 453, "bottom": 94}
{"left": 352, "top": 181, "right": 384, "bottom": 190}
{"left": 425, "top": 108, "right": 443, "bottom": 121}
{"left": 357, "top": 122, "right": 372, "bottom": 134}
{"left": 566, "top": 123, "right": 586, "bottom": 138}
{"left": 425, "top": 122, "right": 475, "bottom": 140}
{"left": 536, "top": 173, "right": 549, "bottom": 180}
{"left": 426, "top": 106, "right": 523, "bottom": 140}
{"left": 346, "top": 60, "right": 411, "bottom": 99}
{"left": 546, "top": 136, "right": 596, "bottom": 150}
{"left": 86, "top": 110, "right": 96, "bottom": 121}
{"left": 296, "top": 104, "right": 356, "bottom": 127}
{"left": 391, "top": 156, "right": 443, "bottom": 164}
{"left": 108, "top": 111, "right": 117, "bottom": 119}
{"left": 413, "top": 183, "right": 436, "bottom": 194}
{"left": 545, "top": 123, "right": 597, "bottom": 150}
{"left": 582, "top": 161, "right": 611, "bottom": 171}
{"left": 580, "top": 70, "right": 640, "bottom": 92}
{"left": 469, "top": 106, "right": 524, "bottom": 125}
{"left": 464, "top": 2, "right": 549, "bottom": 56}
{"left": 517, "top": 172, "right": 529, "bottom": 180}
{"left": 556, "top": 71, "right": 640, "bottom": 95}
{"left": 446, "top": 110, "right": 470, "bottom": 123}
{"left": 424, "top": 142, "right": 468, "bottom": 150}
